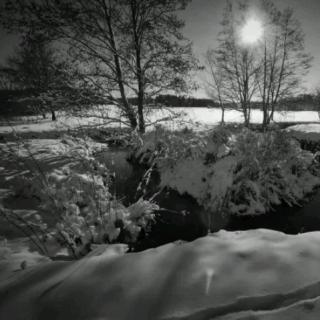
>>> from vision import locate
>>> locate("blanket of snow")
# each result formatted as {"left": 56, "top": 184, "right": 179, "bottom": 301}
{"left": 1, "top": 229, "right": 320, "bottom": 320}
{"left": 0, "top": 107, "right": 319, "bottom": 133}
{"left": 151, "top": 108, "right": 320, "bottom": 129}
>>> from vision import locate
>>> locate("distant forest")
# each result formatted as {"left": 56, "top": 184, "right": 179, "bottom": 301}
{"left": 150, "top": 94, "right": 320, "bottom": 111}
{"left": 0, "top": 90, "right": 319, "bottom": 117}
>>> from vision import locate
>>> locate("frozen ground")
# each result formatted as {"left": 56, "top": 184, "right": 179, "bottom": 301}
{"left": 0, "top": 107, "right": 319, "bottom": 133}
{"left": 1, "top": 229, "right": 320, "bottom": 320}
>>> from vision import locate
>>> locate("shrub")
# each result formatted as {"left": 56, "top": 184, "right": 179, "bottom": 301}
{"left": 228, "top": 129, "right": 318, "bottom": 215}
{"left": 135, "top": 126, "right": 320, "bottom": 225}
{"left": 2, "top": 135, "right": 158, "bottom": 258}
{"left": 133, "top": 126, "right": 208, "bottom": 168}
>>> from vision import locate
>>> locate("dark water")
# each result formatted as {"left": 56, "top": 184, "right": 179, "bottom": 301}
{"left": 99, "top": 149, "right": 208, "bottom": 250}
{"left": 226, "top": 189, "right": 320, "bottom": 234}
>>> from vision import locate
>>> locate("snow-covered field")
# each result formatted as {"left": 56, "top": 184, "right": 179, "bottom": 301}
{"left": 0, "top": 107, "right": 319, "bottom": 133}
{"left": 151, "top": 107, "right": 320, "bottom": 127}
{"left": 1, "top": 229, "right": 320, "bottom": 320}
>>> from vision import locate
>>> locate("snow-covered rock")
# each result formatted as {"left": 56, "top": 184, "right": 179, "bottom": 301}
{"left": 1, "top": 230, "right": 320, "bottom": 320}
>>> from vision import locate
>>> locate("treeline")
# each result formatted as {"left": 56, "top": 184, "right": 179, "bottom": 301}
{"left": 1, "top": 91, "right": 319, "bottom": 117}
{"left": 0, "top": 88, "right": 104, "bottom": 117}
{"left": 278, "top": 94, "right": 320, "bottom": 111}
{"left": 153, "top": 95, "right": 218, "bottom": 108}
{"left": 0, "top": 89, "right": 40, "bottom": 116}
{"left": 131, "top": 94, "right": 320, "bottom": 111}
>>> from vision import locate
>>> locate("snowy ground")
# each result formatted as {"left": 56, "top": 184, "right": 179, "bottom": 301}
{"left": 0, "top": 238, "right": 49, "bottom": 282}
{"left": 0, "top": 107, "right": 319, "bottom": 134}
{"left": 1, "top": 110, "right": 320, "bottom": 319}
{"left": 1, "top": 229, "right": 320, "bottom": 320}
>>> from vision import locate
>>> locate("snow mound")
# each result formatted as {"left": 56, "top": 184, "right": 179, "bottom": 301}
{"left": 1, "top": 230, "right": 320, "bottom": 320}
{"left": 0, "top": 238, "right": 49, "bottom": 282}
{"left": 286, "top": 124, "right": 320, "bottom": 142}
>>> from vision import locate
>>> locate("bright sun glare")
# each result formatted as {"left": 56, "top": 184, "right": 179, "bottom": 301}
{"left": 240, "top": 19, "right": 263, "bottom": 44}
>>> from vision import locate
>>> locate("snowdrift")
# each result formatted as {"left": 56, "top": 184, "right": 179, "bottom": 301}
{"left": 286, "top": 124, "right": 320, "bottom": 142}
{"left": 1, "top": 229, "right": 320, "bottom": 320}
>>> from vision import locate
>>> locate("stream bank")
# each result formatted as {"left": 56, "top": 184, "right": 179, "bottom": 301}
{"left": 101, "top": 147, "right": 320, "bottom": 251}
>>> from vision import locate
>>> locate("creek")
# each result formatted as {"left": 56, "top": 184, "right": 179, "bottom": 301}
{"left": 101, "top": 148, "right": 320, "bottom": 250}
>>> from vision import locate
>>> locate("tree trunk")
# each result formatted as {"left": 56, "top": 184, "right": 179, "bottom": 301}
{"left": 51, "top": 110, "right": 56, "bottom": 121}
{"left": 114, "top": 58, "right": 137, "bottom": 130}
{"left": 105, "top": 6, "right": 137, "bottom": 130}
{"left": 221, "top": 105, "right": 225, "bottom": 124}
{"left": 137, "top": 104, "right": 145, "bottom": 133}
{"left": 131, "top": 0, "right": 145, "bottom": 134}
{"left": 262, "top": 104, "right": 268, "bottom": 128}
{"left": 269, "top": 105, "right": 275, "bottom": 123}
{"left": 243, "top": 104, "right": 250, "bottom": 127}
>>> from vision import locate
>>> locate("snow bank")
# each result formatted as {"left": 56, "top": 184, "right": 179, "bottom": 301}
{"left": 286, "top": 123, "right": 320, "bottom": 142}
{"left": 0, "top": 238, "right": 49, "bottom": 282}
{"left": 1, "top": 230, "right": 320, "bottom": 319}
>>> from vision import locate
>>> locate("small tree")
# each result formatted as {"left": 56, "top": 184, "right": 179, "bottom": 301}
{"left": 3, "top": 33, "right": 71, "bottom": 120}
{"left": 257, "top": 0, "right": 312, "bottom": 127}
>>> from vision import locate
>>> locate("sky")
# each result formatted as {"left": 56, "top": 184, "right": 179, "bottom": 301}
{"left": 1, "top": 0, "right": 320, "bottom": 97}
{"left": 182, "top": 0, "right": 320, "bottom": 97}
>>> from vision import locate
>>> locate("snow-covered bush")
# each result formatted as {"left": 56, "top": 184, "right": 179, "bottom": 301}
{"left": 135, "top": 126, "right": 320, "bottom": 229}
{"left": 228, "top": 129, "right": 318, "bottom": 215}
{"left": 133, "top": 126, "right": 207, "bottom": 168}
{"left": 40, "top": 162, "right": 158, "bottom": 257}
{"left": 4, "top": 135, "right": 158, "bottom": 258}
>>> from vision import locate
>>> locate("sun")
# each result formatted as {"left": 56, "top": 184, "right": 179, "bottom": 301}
{"left": 240, "top": 18, "right": 263, "bottom": 44}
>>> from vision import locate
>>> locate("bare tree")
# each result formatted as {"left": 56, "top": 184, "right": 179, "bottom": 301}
{"left": 1, "top": 0, "right": 197, "bottom": 133}
{"left": 204, "top": 50, "right": 226, "bottom": 124}
{"left": 125, "top": 0, "right": 197, "bottom": 132}
{"left": 214, "top": 1, "right": 259, "bottom": 127}
{"left": 257, "top": 0, "right": 312, "bottom": 127}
